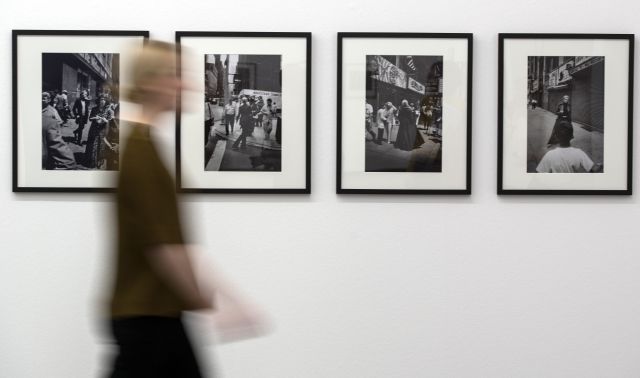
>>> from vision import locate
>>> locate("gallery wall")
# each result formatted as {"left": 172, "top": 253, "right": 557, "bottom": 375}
{"left": 2, "top": 0, "right": 640, "bottom": 377}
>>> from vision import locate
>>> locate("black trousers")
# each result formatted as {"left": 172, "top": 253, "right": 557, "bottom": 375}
{"left": 232, "top": 128, "right": 252, "bottom": 149}
{"left": 75, "top": 119, "right": 87, "bottom": 143}
{"left": 109, "top": 316, "right": 204, "bottom": 378}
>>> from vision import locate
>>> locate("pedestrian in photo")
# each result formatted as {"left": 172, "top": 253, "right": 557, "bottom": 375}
{"left": 42, "top": 92, "right": 76, "bottom": 170}
{"left": 250, "top": 97, "right": 261, "bottom": 129}
{"left": 418, "top": 96, "right": 431, "bottom": 130}
{"left": 72, "top": 90, "right": 91, "bottom": 145}
{"left": 260, "top": 98, "right": 275, "bottom": 140}
{"left": 385, "top": 102, "right": 397, "bottom": 143}
{"left": 55, "top": 90, "right": 70, "bottom": 125}
{"left": 49, "top": 91, "right": 64, "bottom": 125}
{"left": 85, "top": 96, "right": 114, "bottom": 169}
{"left": 394, "top": 99, "right": 418, "bottom": 151}
{"left": 432, "top": 105, "right": 442, "bottom": 138}
{"left": 365, "top": 101, "right": 376, "bottom": 141}
{"left": 547, "top": 95, "right": 573, "bottom": 145}
{"left": 256, "top": 96, "right": 265, "bottom": 118}
{"left": 536, "top": 121, "right": 601, "bottom": 173}
{"left": 233, "top": 95, "right": 241, "bottom": 129}
{"left": 375, "top": 104, "right": 387, "bottom": 144}
{"left": 224, "top": 98, "right": 236, "bottom": 136}
{"left": 204, "top": 97, "right": 215, "bottom": 145}
{"left": 409, "top": 102, "right": 418, "bottom": 125}
{"left": 275, "top": 110, "right": 282, "bottom": 145}
{"left": 233, "top": 97, "right": 255, "bottom": 150}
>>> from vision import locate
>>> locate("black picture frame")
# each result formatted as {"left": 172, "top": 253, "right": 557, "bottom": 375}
{"left": 175, "top": 31, "right": 311, "bottom": 194}
{"left": 498, "top": 33, "right": 634, "bottom": 195}
{"left": 337, "top": 32, "right": 473, "bottom": 195}
{"left": 12, "top": 29, "right": 149, "bottom": 193}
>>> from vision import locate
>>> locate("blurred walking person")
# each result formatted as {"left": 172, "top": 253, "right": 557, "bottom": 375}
{"left": 108, "top": 41, "right": 212, "bottom": 378}
{"left": 107, "top": 42, "right": 267, "bottom": 377}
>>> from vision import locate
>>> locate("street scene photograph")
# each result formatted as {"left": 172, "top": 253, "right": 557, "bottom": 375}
{"left": 41, "top": 52, "right": 120, "bottom": 171}
{"left": 527, "top": 56, "right": 604, "bottom": 173}
{"left": 204, "top": 54, "right": 282, "bottom": 172}
{"left": 365, "top": 55, "right": 443, "bottom": 172}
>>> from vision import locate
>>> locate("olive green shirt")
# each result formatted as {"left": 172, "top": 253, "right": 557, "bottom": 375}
{"left": 110, "top": 123, "right": 188, "bottom": 318}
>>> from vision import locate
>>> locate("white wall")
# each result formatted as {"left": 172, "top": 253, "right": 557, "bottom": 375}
{"left": 2, "top": 0, "right": 640, "bottom": 377}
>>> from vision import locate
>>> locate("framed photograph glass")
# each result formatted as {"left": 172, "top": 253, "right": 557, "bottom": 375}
{"left": 498, "top": 33, "right": 634, "bottom": 195}
{"left": 337, "top": 33, "right": 472, "bottom": 194}
{"left": 176, "top": 32, "right": 311, "bottom": 193}
{"left": 12, "top": 30, "right": 149, "bottom": 192}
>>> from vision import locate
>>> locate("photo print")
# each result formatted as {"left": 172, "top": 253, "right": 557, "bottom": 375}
{"left": 364, "top": 55, "right": 443, "bottom": 172}
{"left": 203, "top": 54, "right": 282, "bottom": 172}
{"left": 527, "top": 56, "right": 604, "bottom": 174}
{"left": 41, "top": 53, "right": 120, "bottom": 171}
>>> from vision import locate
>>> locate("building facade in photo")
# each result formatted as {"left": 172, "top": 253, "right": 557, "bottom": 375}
{"left": 366, "top": 55, "right": 442, "bottom": 113}
{"left": 528, "top": 56, "right": 605, "bottom": 131}
{"left": 233, "top": 55, "right": 282, "bottom": 95}
{"left": 205, "top": 54, "right": 226, "bottom": 100}
{"left": 42, "top": 53, "right": 118, "bottom": 105}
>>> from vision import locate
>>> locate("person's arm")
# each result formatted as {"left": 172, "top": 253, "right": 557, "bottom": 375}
{"left": 146, "top": 244, "right": 212, "bottom": 310}
{"left": 189, "top": 248, "right": 270, "bottom": 343}
{"left": 579, "top": 150, "right": 596, "bottom": 172}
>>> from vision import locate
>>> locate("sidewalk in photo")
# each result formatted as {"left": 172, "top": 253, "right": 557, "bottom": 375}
{"left": 206, "top": 104, "right": 281, "bottom": 151}
{"left": 527, "top": 107, "right": 603, "bottom": 172}
{"left": 365, "top": 125, "right": 441, "bottom": 172}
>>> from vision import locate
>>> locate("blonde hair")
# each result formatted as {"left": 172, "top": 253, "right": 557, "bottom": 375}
{"left": 124, "top": 40, "right": 178, "bottom": 104}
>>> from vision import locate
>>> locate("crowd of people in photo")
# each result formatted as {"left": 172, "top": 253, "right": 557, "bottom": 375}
{"left": 205, "top": 94, "right": 281, "bottom": 149}
{"left": 41, "top": 88, "right": 120, "bottom": 170}
{"left": 204, "top": 94, "right": 283, "bottom": 171}
{"left": 531, "top": 94, "right": 603, "bottom": 173}
{"left": 365, "top": 96, "right": 442, "bottom": 151}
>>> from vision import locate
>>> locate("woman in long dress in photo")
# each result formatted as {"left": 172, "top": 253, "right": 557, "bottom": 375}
{"left": 547, "top": 95, "right": 573, "bottom": 145}
{"left": 85, "top": 96, "right": 114, "bottom": 169}
{"left": 394, "top": 100, "right": 417, "bottom": 151}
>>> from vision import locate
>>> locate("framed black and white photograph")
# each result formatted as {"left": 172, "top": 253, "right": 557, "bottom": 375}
{"left": 498, "top": 34, "right": 634, "bottom": 195}
{"left": 12, "top": 30, "right": 148, "bottom": 192}
{"left": 337, "top": 33, "right": 472, "bottom": 194}
{"left": 176, "top": 32, "right": 311, "bottom": 193}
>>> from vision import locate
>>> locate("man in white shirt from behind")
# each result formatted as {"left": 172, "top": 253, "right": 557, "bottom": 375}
{"left": 536, "top": 121, "right": 601, "bottom": 173}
